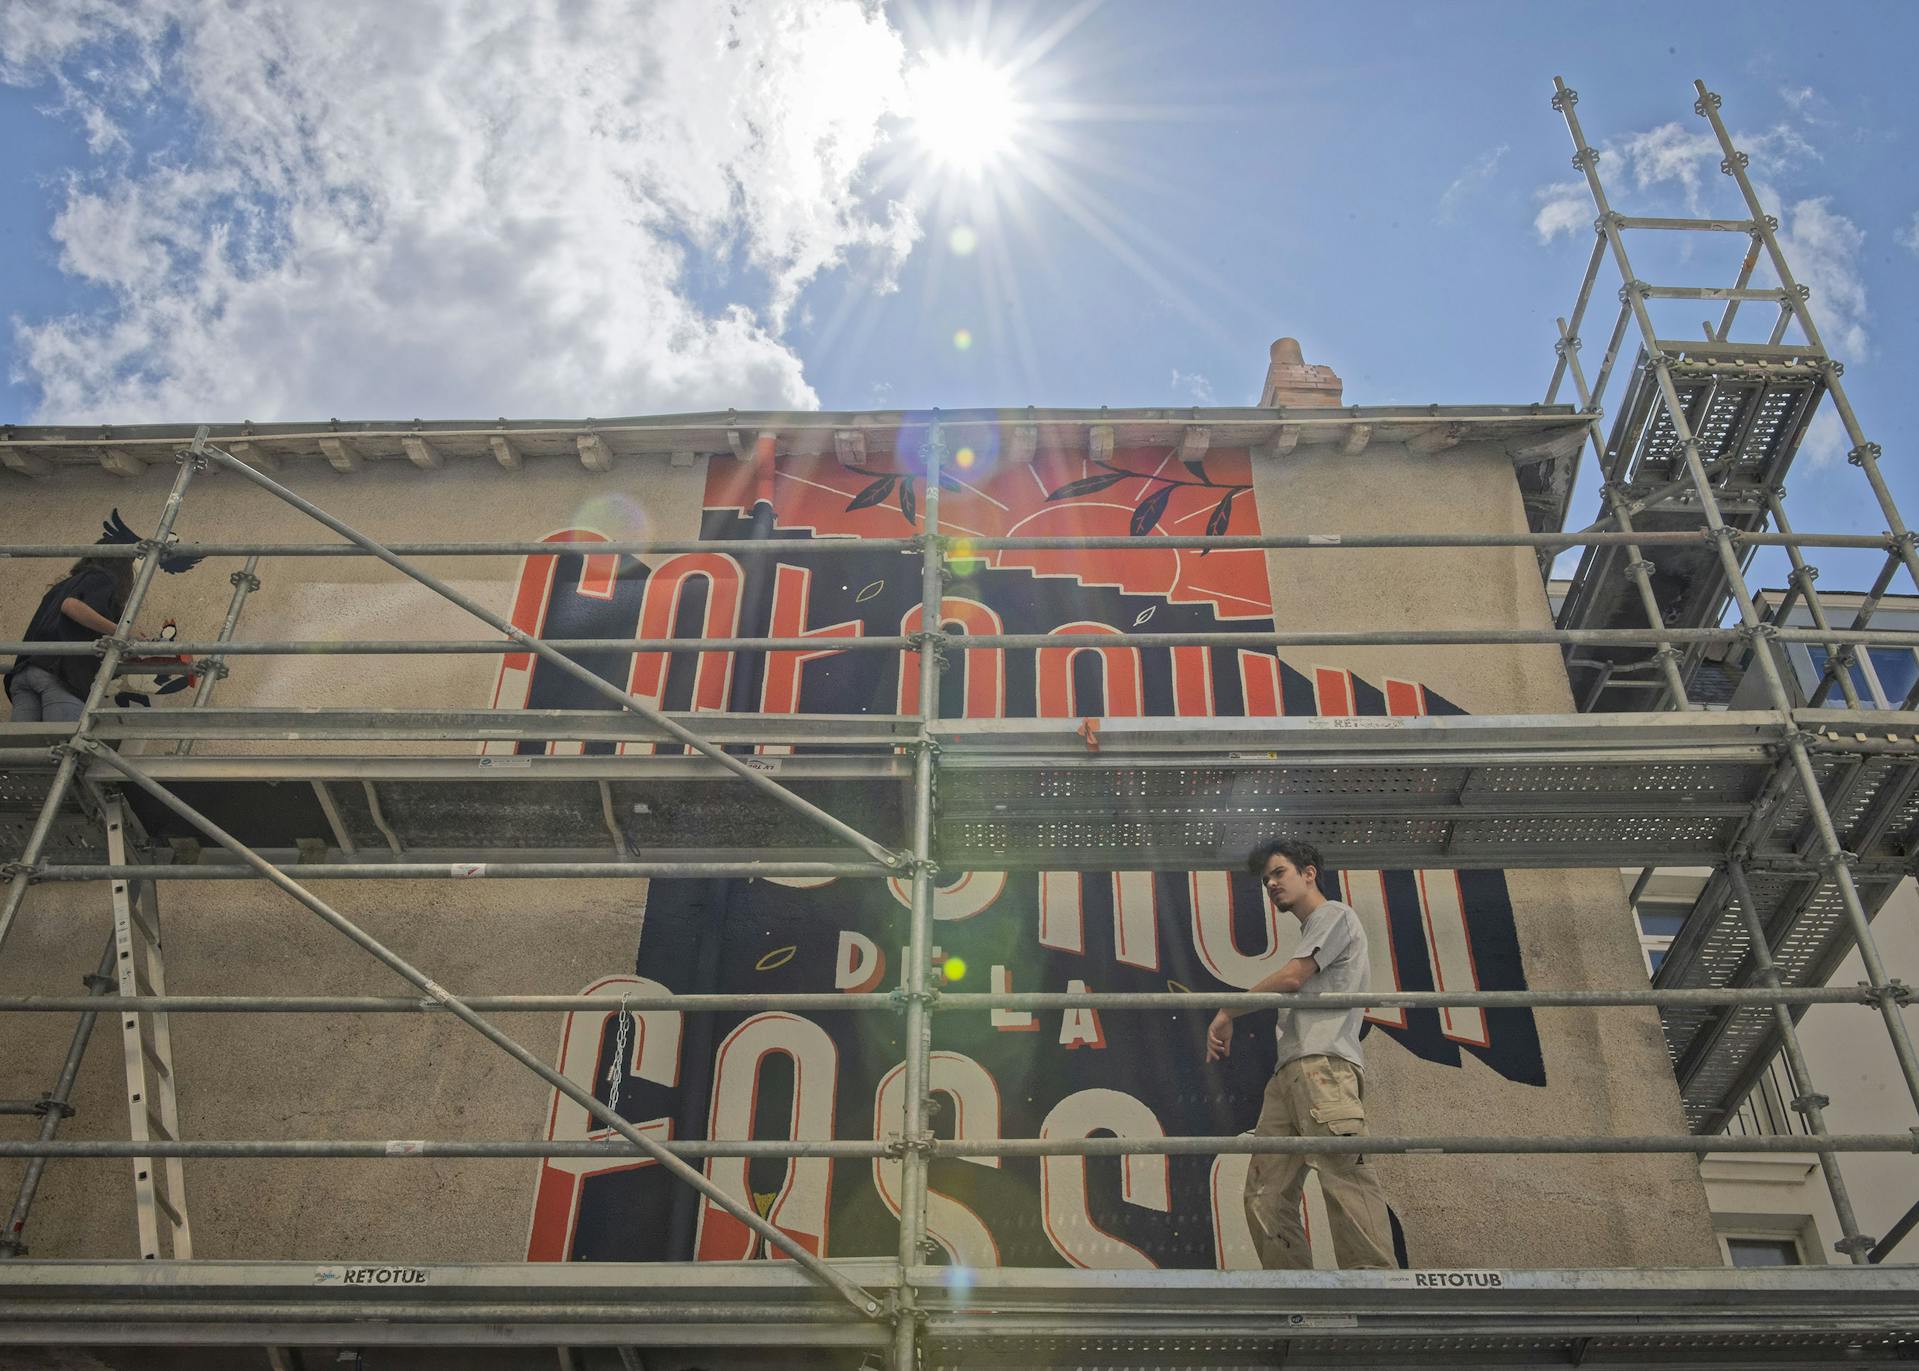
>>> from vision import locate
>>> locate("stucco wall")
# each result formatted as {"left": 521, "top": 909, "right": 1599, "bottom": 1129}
{"left": 1253, "top": 438, "right": 1719, "bottom": 1267}
{"left": 0, "top": 440, "right": 1718, "bottom": 1266}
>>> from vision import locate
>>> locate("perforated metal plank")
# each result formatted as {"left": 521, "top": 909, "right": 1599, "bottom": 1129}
{"left": 1555, "top": 348, "right": 1825, "bottom": 713}
{"left": 90, "top": 755, "right": 912, "bottom": 862}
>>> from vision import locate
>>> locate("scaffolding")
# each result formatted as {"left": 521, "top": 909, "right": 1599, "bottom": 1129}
{"left": 0, "top": 77, "right": 1917, "bottom": 1368}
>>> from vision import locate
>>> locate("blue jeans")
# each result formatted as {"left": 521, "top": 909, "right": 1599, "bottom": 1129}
{"left": 6, "top": 664, "right": 85, "bottom": 723}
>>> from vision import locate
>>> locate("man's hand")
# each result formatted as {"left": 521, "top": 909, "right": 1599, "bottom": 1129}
{"left": 1205, "top": 1009, "right": 1234, "bottom": 1062}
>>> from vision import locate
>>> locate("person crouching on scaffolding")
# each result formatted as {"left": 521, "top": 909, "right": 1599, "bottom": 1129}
{"left": 4, "top": 553, "right": 141, "bottom": 723}
{"left": 1205, "top": 838, "right": 1397, "bottom": 1269}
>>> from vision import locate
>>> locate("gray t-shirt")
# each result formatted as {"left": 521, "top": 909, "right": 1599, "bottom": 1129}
{"left": 1273, "top": 899, "right": 1370, "bottom": 1073}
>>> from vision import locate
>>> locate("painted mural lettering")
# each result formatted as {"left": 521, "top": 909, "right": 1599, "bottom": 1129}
{"left": 523, "top": 443, "right": 1545, "bottom": 1267}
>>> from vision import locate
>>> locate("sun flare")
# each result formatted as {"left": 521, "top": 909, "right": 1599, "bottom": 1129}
{"left": 908, "top": 51, "right": 1022, "bottom": 175}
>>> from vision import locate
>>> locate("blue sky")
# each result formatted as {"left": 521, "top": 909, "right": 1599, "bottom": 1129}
{"left": 2, "top": 1, "right": 1915, "bottom": 587}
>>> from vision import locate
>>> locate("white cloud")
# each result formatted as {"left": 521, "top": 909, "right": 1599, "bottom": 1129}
{"left": 1897, "top": 212, "right": 1919, "bottom": 254}
{"left": 1532, "top": 180, "right": 1590, "bottom": 243}
{"left": 1766, "top": 196, "right": 1869, "bottom": 359}
{"left": 1529, "top": 116, "right": 1818, "bottom": 244}
{"left": 1170, "top": 368, "right": 1214, "bottom": 405}
{"left": 1799, "top": 407, "right": 1847, "bottom": 470}
{"left": 2, "top": 0, "right": 920, "bottom": 422}
{"left": 1436, "top": 143, "right": 1508, "bottom": 224}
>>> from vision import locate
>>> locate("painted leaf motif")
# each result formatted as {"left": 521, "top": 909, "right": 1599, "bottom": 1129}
{"left": 1046, "top": 473, "right": 1129, "bottom": 501}
{"left": 1182, "top": 458, "right": 1209, "bottom": 481}
{"left": 1198, "top": 489, "right": 1237, "bottom": 556}
{"left": 1129, "top": 482, "right": 1175, "bottom": 536}
{"left": 855, "top": 580, "right": 886, "bottom": 603}
{"left": 1133, "top": 605, "right": 1156, "bottom": 627}
{"left": 847, "top": 475, "right": 895, "bottom": 510}
{"left": 899, "top": 477, "right": 917, "bottom": 526}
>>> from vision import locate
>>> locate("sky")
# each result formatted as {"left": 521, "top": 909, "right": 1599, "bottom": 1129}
{"left": 2, "top": 0, "right": 1916, "bottom": 588}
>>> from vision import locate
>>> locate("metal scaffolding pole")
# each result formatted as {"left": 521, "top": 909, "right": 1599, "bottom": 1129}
{"left": 1691, "top": 82, "right": 1919, "bottom": 600}
{"left": 173, "top": 554, "right": 260, "bottom": 755}
{"left": 12, "top": 621, "right": 1919, "bottom": 656}
{"left": 194, "top": 443, "right": 902, "bottom": 870}
{"left": 0, "top": 527, "right": 1902, "bottom": 560}
{"left": 1555, "top": 76, "right": 1919, "bottom": 1122}
{"left": 1766, "top": 490, "right": 1864, "bottom": 709}
{"left": 1723, "top": 859, "right": 1874, "bottom": 1261}
{"left": 0, "top": 937, "right": 114, "bottom": 1257}
{"left": 0, "top": 984, "right": 1890, "bottom": 1015}
{"left": 2, "top": 1131, "right": 1914, "bottom": 1162}
{"left": 1554, "top": 315, "right": 1691, "bottom": 709}
{"left": 891, "top": 421, "right": 944, "bottom": 1371}
{"left": 67, "top": 740, "right": 884, "bottom": 1321}
{"left": 0, "top": 446, "right": 201, "bottom": 955}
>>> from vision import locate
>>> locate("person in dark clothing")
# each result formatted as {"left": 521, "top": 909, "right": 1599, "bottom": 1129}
{"left": 5, "top": 556, "right": 143, "bottom": 723}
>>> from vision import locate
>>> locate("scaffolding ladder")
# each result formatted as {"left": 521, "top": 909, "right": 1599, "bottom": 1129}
{"left": 103, "top": 799, "right": 191, "bottom": 1260}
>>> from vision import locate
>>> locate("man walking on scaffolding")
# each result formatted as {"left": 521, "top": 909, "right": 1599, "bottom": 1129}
{"left": 1206, "top": 838, "right": 1397, "bottom": 1269}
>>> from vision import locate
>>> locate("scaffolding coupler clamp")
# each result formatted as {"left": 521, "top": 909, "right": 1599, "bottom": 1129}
{"left": 908, "top": 629, "right": 949, "bottom": 670}
{"left": 889, "top": 983, "right": 941, "bottom": 1014}
{"left": 0, "top": 861, "right": 41, "bottom": 885}
{"left": 1551, "top": 86, "right": 1577, "bottom": 112}
{"left": 1824, "top": 359, "right": 1846, "bottom": 379}
{"left": 1570, "top": 146, "right": 1599, "bottom": 170}
{"left": 1788, "top": 1091, "right": 1830, "bottom": 1116}
{"left": 1786, "top": 563, "right": 1819, "bottom": 589}
{"left": 1553, "top": 334, "right": 1580, "bottom": 358}
{"left": 1734, "top": 621, "right": 1774, "bottom": 645}
{"left": 1623, "top": 558, "right": 1657, "bottom": 579}
{"left": 1885, "top": 980, "right": 1914, "bottom": 1008}
{"left": 1818, "top": 849, "right": 1860, "bottom": 873}
{"left": 30, "top": 1092, "right": 75, "bottom": 1122}
{"left": 1719, "top": 149, "right": 1750, "bottom": 177}
{"left": 230, "top": 569, "right": 262, "bottom": 592}
{"left": 1835, "top": 1232, "right": 1878, "bottom": 1257}
{"left": 1848, "top": 442, "right": 1882, "bottom": 469}
{"left": 1887, "top": 529, "right": 1918, "bottom": 557}
{"left": 95, "top": 634, "right": 132, "bottom": 658}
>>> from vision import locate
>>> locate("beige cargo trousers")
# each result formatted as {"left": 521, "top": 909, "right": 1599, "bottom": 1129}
{"left": 1244, "top": 1053, "right": 1396, "bottom": 1269}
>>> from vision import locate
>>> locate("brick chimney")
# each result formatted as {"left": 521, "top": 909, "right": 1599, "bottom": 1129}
{"left": 1258, "top": 337, "right": 1343, "bottom": 408}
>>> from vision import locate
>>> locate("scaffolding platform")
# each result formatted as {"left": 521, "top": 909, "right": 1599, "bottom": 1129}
{"left": 0, "top": 1260, "right": 1913, "bottom": 1368}
{"left": 6, "top": 709, "right": 1912, "bottom": 877}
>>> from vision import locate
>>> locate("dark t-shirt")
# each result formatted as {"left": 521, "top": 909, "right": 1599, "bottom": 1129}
{"left": 6, "top": 568, "right": 124, "bottom": 697}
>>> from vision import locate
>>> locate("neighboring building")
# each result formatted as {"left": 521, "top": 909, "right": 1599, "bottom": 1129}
{"left": 1552, "top": 581, "right": 1919, "bottom": 1267}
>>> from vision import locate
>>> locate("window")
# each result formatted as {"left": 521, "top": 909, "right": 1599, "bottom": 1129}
{"left": 1723, "top": 1055, "right": 1809, "bottom": 1139}
{"left": 1634, "top": 898, "right": 1690, "bottom": 978}
{"left": 1795, "top": 645, "right": 1919, "bottom": 710}
{"left": 1724, "top": 1235, "right": 1803, "bottom": 1267}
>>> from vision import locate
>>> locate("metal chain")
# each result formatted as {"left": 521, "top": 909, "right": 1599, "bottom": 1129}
{"left": 605, "top": 995, "right": 630, "bottom": 1116}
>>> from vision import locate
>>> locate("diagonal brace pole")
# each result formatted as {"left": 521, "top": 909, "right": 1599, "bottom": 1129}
{"left": 196, "top": 444, "right": 901, "bottom": 868}
{"left": 71, "top": 738, "right": 884, "bottom": 1321}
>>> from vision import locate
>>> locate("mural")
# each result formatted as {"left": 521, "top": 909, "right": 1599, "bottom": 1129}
{"left": 513, "top": 438, "right": 1545, "bottom": 1267}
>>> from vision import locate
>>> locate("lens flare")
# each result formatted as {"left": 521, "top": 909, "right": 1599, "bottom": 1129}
{"left": 955, "top": 446, "right": 976, "bottom": 469}
{"left": 953, "top": 328, "right": 973, "bottom": 351}
{"left": 948, "top": 224, "right": 978, "bottom": 255}
{"left": 942, "top": 957, "right": 968, "bottom": 983}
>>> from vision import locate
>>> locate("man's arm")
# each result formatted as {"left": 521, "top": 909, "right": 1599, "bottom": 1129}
{"left": 1229, "top": 956, "right": 1320, "bottom": 1014}
{"left": 1204, "top": 955, "right": 1319, "bottom": 1061}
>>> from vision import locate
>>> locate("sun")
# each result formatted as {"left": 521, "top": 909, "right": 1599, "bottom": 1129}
{"left": 907, "top": 51, "right": 1022, "bottom": 175}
